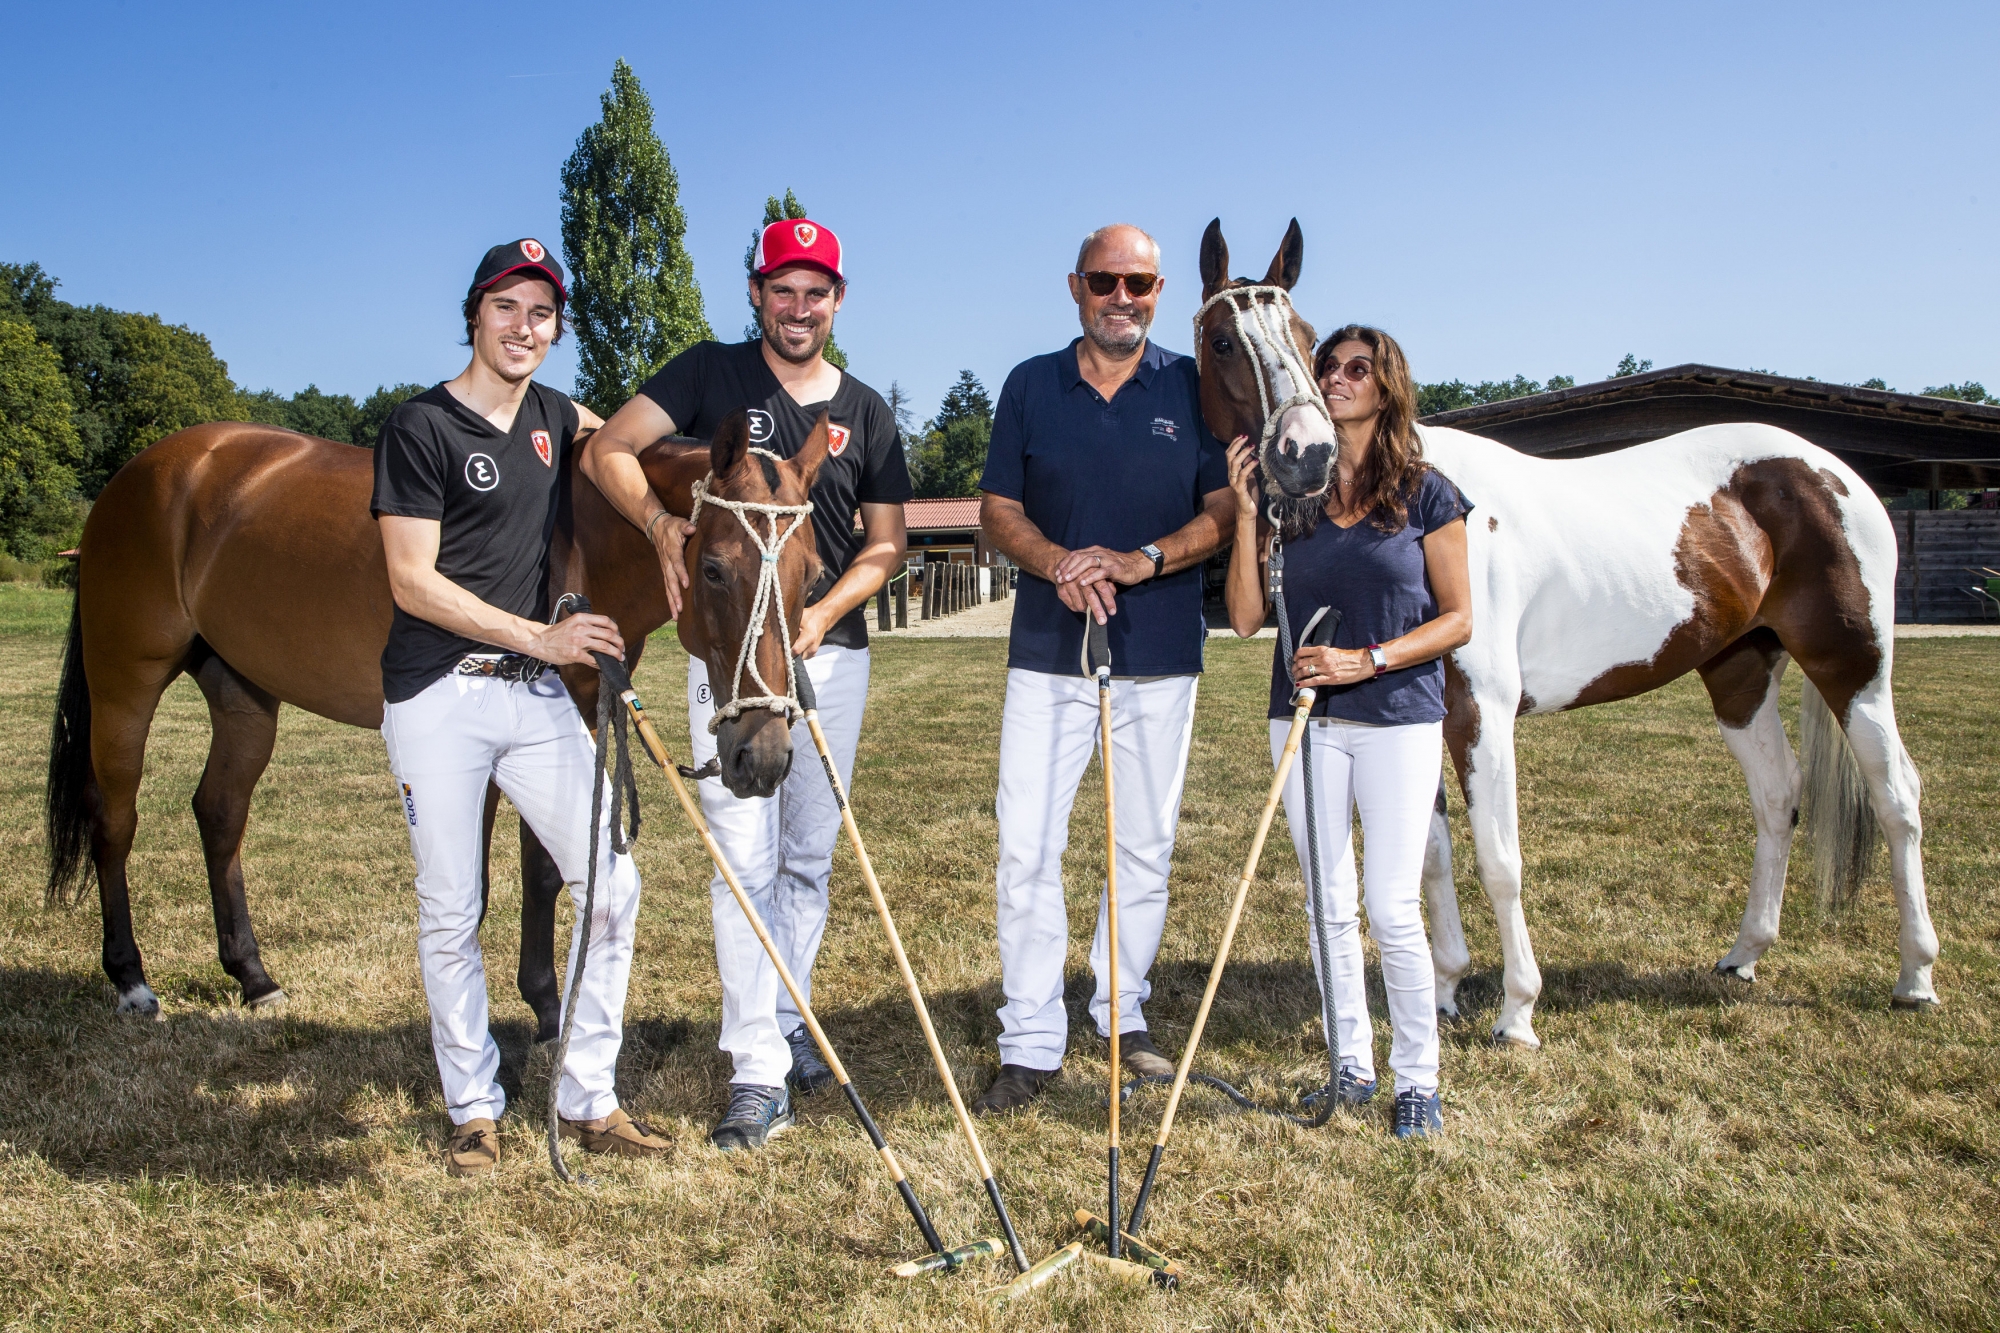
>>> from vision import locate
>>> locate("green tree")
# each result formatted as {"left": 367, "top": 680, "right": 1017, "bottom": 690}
{"left": 560, "top": 59, "right": 712, "bottom": 416}
{"left": 934, "top": 369, "right": 991, "bottom": 429}
{"left": 1416, "top": 374, "right": 1562, "bottom": 417}
{"left": 234, "top": 387, "right": 289, "bottom": 425}
{"left": 282, "top": 384, "right": 361, "bottom": 443}
{"left": 356, "top": 383, "right": 426, "bottom": 447}
{"left": 1611, "top": 354, "right": 1653, "bottom": 378}
{"left": 2, "top": 263, "right": 120, "bottom": 490}
{"left": 1922, "top": 381, "right": 1992, "bottom": 404}
{"left": 95, "top": 313, "right": 239, "bottom": 493}
{"left": 909, "top": 371, "right": 992, "bottom": 498}
{"left": 742, "top": 189, "right": 846, "bottom": 369}
{"left": 0, "top": 320, "right": 82, "bottom": 559}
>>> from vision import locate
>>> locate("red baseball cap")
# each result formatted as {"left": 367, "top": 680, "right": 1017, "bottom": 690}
{"left": 753, "top": 218, "right": 843, "bottom": 280}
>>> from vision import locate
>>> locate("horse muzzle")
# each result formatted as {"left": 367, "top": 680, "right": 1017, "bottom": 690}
{"left": 714, "top": 709, "right": 795, "bottom": 799}
{"left": 1261, "top": 418, "right": 1337, "bottom": 500}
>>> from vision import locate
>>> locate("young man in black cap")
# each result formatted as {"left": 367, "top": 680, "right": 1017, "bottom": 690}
{"left": 582, "top": 217, "right": 912, "bottom": 1152}
{"left": 374, "top": 239, "right": 667, "bottom": 1176}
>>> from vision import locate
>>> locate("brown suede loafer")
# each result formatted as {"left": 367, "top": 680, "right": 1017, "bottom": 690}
{"left": 1118, "top": 1030, "right": 1177, "bottom": 1080}
{"left": 559, "top": 1106, "right": 671, "bottom": 1157}
{"left": 970, "top": 1063, "right": 1060, "bottom": 1116}
{"left": 445, "top": 1117, "right": 500, "bottom": 1177}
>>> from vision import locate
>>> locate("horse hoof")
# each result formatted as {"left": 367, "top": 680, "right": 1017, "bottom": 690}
{"left": 1490, "top": 1029, "right": 1540, "bottom": 1051}
{"left": 1890, "top": 995, "right": 1942, "bottom": 1012}
{"left": 245, "top": 987, "right": 289, "bottom": 1011}
{"left": 1714, "top": 960, "right": 1756, "bottom": 983}
{"left": 1437, "top": 1001, "right": 1461, "bottom": 1021}
{"left": 116, "top": 984, "right": 161, "bottom": 1019}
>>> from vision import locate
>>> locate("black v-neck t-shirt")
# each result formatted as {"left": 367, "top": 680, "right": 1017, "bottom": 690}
{"left": 639, "top": 339, "right": 913, "bottom": 651}
{"left": 370, "top": 380, "right": 579, "bottom": 703}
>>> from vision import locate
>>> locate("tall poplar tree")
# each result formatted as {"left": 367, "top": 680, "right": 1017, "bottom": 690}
{"left": 560, "top": 59, "right": 711, "bottom": 415}
{"left": 743, "top": 189, "right": 846, "bottom": 370}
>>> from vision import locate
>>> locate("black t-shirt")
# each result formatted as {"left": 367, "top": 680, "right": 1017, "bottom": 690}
{"left": 370, "top": 380, "right": 580, "bottom": 703}
{"left": 639, "top": 339, "right": 913, "bottom": 650}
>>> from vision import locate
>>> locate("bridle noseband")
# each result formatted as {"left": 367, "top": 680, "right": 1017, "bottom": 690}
{"left": 1193, "top": 283, "right": 1332, "bottom": 452}
{"left": 688, "top": 446, "right": 814, "bottom": 734}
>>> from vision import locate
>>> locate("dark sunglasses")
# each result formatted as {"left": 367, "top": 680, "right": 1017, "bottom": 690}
{"left": 1320, "top": 356, "right": 1374, "bottom": 384}
{"left": 1079, "top": 270, "right": 1159, "bottom": 298}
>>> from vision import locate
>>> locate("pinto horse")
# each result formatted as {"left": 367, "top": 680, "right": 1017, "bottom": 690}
{"left": 45, "top": 408, "right": 827, "bottom": 1022}
{"left": 1194, "top": 219, "right": 1939, "bottom": 1049}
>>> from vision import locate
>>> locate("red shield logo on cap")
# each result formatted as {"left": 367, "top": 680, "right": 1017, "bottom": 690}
{"left": 532, "top": 430, "right": 552, "bottom": 467}
{"left": 520, "top": 239, "right": 546, "bottom": 262}
{"left": 793, "top": 222, "right": 818, "bottom": 248}
{"left": 827, "top": 424, "right": 850, "bottom": 457}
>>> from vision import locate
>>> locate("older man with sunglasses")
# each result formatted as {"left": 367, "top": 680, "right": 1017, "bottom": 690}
{"left": 972, "top": 223, "right": 1235, "bottom": 1114}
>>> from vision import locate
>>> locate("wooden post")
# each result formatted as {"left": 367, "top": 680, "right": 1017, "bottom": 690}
{"left": 895, "top": 572, "right": 909, "bottom": 628}
{"left": 877, "top": 583, "right": 891, "bottom": 631}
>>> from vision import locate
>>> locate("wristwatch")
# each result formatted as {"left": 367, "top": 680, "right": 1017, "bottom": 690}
{"left": 1367, "top": 644, "right": 1389, "bottom": 677}
{"left": 1140, "top": 543, "right": 1165, "bottom": 580}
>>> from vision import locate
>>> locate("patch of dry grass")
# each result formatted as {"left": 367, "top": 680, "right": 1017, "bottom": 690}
{"left": 0, "top": 580, "right": 1995, "bottom": 1330}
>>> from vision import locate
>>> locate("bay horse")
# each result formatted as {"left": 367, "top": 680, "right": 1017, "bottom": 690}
{"left": 1195, "top": 219, "right": 1939, "bottom": 1049}
{"left": 44, "top": 408, "right": 827, "bottom": 1023}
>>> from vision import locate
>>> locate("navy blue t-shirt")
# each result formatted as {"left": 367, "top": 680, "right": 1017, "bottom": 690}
{"left": 980, "top": 339, "right": 1229, "bottom": 677}
{"left": 1267, "top": 468, "right": 1473, "bottom": 724}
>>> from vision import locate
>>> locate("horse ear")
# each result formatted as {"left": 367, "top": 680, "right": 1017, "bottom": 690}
{"left": 1261, "top": 218, "right": 1304, "bottom": 290}
{"left": 791, "top": 410, "right": 832, "bottom": 492}
{"left": 1199, "top": 218, "right": 1228, "bottom": 298}
{"left": 711, "top": 409, "right": 749, "bottom": 478}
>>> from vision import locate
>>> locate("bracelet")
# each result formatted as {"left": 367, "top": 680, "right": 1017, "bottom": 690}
{"left": 644, "top": 509, "right": 675, "bottom": 544}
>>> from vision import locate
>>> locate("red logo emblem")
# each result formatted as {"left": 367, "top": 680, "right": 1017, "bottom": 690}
{"left": 520, "top": 239, "right": 546, "bottom": 262}
{"left": 827, "top": 423, "right": 850, "bottom": 457}
{"left": 532, "top": 430, "right": 552, "bottom": 467}
{"left": 793, "top": 222, "right": 818, "bottom": 248}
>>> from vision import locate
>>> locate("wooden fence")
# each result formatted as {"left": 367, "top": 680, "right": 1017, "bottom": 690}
{"left": 1889, "top": 509, "right": 2000, "bottom": 622}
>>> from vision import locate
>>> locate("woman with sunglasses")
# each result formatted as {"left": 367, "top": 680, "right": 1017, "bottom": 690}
{"left": 1222, "top": 324, "right": 1473, "bottom": 1139}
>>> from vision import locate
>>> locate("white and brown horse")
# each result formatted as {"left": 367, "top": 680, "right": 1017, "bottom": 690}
{"left": 1195, "top": 220, "right": 1939, "bottom": 1049}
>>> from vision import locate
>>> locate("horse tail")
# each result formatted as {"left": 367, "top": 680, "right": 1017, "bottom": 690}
{"left": 1799, "top": 677, "right": 1878, "bottom": 914}
{"left": 46, "top": 590, "right": 94, "bottom": 907}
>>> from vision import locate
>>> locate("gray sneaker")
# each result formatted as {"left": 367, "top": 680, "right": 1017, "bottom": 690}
{"left": 1301, "top": 1065, "right": 1379, "bottom": 1114}
{"left": 785, "top": 1025, "right": 836, "bottom": 1096}
{"left": 710, "top": 1083, "right": 794, "bottom": 1152}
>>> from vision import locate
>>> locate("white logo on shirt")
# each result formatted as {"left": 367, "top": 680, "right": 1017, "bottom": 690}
{"left": 827, "top": 423, "right": 850, "bottom": 457}
{"left": 465, "top": 453, "right": 500, "bottom": 491}
{"left": 745, "top": 410, "right": 775, "bottom": 444}
{"left": 1152, "top": 417, "right": 1178, "bottom": 439}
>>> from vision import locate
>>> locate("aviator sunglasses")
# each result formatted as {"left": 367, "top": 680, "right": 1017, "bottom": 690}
{"left": 1319, "top": 356, "right": 1374, "bottom": 384}
{"left": 1078, "top": 270, "right": 1159, "bottom": 298}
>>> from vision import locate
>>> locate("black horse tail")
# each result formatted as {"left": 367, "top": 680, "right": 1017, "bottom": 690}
{"left": 46, "top": 591, "right": 94, "bottom": 906}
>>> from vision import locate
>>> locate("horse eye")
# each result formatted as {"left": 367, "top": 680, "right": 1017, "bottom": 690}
{"left": 1212, "top": 336, "right": 1233, "bottom": 355}
{"left": 702, "top": 561, "right": 725, "bottom": 584}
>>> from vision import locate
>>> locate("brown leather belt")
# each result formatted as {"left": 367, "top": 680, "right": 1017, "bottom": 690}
{"left": 453, "top": 653, "right": 549, "bottom": 683}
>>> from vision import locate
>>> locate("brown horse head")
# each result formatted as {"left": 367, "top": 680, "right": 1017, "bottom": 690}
{"left": 1194, "top": 218, "right": 1338, "bottom": 528}
{"left": 677, "top": 409, "right": 829, "bottom": 799}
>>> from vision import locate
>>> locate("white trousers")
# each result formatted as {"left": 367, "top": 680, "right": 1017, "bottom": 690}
{"left": 382, "top": 670, "right": 642, "bottom": 1126}
{"left": 688, "top": 646, "right": 867, "bottom": 1087}
{"left": 1272, "top": 716, "right": 1443, "bottom": 1095}
{"left": 994, "top": 669, "right": 1198, "bottom": 1070}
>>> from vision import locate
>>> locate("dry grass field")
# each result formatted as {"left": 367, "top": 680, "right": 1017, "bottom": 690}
{"left": 1, "top": 581, "right": 1996, "bottom": 1331}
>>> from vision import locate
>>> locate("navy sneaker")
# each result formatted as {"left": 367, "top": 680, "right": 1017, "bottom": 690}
{"left": 710, "top": 1083, "right": 794, "bottom": 1152}
{"left": 1392, "top": 1088, "right": 1443, "bottom": 1139}
{"left": 1301, "top": 1065, "right": 1379, "bottom": 1114}
{"left": 785, "top": 1025, "right": 836, "bottom": 1096}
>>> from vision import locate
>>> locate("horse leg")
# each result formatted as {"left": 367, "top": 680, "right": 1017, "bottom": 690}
{"left": 1422, "top": 782, "right": 1472, "bottom": 1018}
{"left": 517, "top": 816, "right": 563, "bottom": 1043}
{"left": 1830, "top": 673, "right": 1938, "bottom": 1007}
{"left": 1699, "top": 631, "right": 1800, "bottom": 984}
{"left": 188, "top": 653, "right": 287, "bottom": 1007}
{"left": 1462, "top": 698, "right": 1542, "bottom": 1048}
{"left": 87, "top": 667, "right": 180, "bottom": 1016}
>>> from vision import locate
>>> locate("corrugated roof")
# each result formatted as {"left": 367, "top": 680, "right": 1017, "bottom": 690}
{"left": 901, "top": 497, "right": 981, "bottom": 530}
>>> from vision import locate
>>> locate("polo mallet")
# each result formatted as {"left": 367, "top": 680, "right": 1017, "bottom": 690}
{"left": 559, "top": 600, "right": 957, "bottom": 1270}
{"left": 792, "top": 655, "right": 1032, "bottom": 1276}
{"left": 1084, "top": 613, "right": 1125, "bottom": 1259}
{"left": 1126, "top": 586, "right": 1343, "bottom": 1236}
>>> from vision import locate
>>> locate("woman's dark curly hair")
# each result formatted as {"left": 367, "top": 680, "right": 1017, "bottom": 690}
{"left": 1314, "top": 324, "right": 1428, "bottom": 533}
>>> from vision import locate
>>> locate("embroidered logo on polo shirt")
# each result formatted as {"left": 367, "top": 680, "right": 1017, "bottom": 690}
{"left": 532, "top": 430, "right": 552, "bottom": 467}
{"left": 827, "top": 423, "right": 851, "bottom": 457}
{"left": 746, "top": 410, "right": 775, "bottom": 444}
{"left": 465, "top": 453, "right": 499, "bottom": 491}
{"left": 1152, "top": 417, "right": 1178, "bottom": 438}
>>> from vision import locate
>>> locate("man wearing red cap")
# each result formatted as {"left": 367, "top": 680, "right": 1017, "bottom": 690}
{"left": 374, "top": 240, "right": 670, "bottom": 1175}
{"left": 584, "top": 217, "right": 912, "bottom": 1151}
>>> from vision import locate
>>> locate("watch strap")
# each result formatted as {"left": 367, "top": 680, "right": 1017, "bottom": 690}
{"left": 1142, "top": 543, "right": 1165, "bottom": 579}
{"left": 1367, "top": 643, "right": 1388, "bottom": 677}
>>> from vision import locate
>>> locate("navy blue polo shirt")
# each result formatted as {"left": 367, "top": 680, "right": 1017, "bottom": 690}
{"left": 981, "top": 339, "right": 1229, "bottom": 677}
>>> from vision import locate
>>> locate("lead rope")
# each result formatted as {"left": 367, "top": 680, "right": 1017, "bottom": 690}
{"left": 1192, "top": 284, "right": 1333, "bottom": 452}
{"left": 687, "top": 449, "right": 814, "bottom": 733}
{"left": 547, "top": 652, "right": 640, "bottom": 1183}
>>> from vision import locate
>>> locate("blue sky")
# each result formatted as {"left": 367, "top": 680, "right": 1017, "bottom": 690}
{"left": 4, "top": 1, "right": 1994, "bottom": 421}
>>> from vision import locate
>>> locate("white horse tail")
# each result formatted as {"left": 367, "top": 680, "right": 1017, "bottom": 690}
{"left": 1799, "top": 678, "right": 1879, "bottom": 913}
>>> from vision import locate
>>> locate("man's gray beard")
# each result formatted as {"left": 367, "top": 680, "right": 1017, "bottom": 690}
{"left": 760, "top": 308, "right": 829, "bottom": 365}
{"left": 1082, "top": 306, "right": 1150, "bottom": 357}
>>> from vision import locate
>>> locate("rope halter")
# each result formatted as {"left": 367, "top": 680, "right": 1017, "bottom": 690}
{"left": 688, "top": 447, "right": 815, "bottom": 735}
{"left": 1193, "top": 283, "right": 1332, "bottom": 452}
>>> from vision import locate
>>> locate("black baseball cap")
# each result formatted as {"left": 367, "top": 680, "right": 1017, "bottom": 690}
{"left": 472, "top": 239, "right": 566, "bottom": 301}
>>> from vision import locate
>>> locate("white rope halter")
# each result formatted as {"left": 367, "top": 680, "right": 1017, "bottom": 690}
{"left": 1192, "top": 284, "right": 1332, "bottom": 450}
{"left": 688, "top": 447, "right": 814, "bottom": 734}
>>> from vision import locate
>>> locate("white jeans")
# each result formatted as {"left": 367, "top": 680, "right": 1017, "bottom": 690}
{"left": 1272, "top": 716, "right": 1443, "bottom": 1095}
{"left": 994, "top": 669, "right": 1198, "bottom": 1070}
{"left": 382, "top": 670, "right": 642, "bottom": 1126}
{"left": 688, "top": 646, "right": 867, "bottom": 1088}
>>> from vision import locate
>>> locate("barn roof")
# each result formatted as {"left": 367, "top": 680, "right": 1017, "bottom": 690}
{"left": 900, "top": 497, "right": 982, "bottom": 531}
{"left": 1420, "top": 364, "right": 2000, "bottom": 491}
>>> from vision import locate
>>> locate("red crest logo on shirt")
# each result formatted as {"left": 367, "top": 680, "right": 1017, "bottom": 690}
{"left": 827, "top": 423, "right": 851, "bottom": 457}
{"left": 532, "top": 429, "right": 552, "bottom": 467}
{"left": 520, "top": 238, "right": 546, "bottom": 262}
{"left": 793, "top": 222, "right": 818, "bottom": 248}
